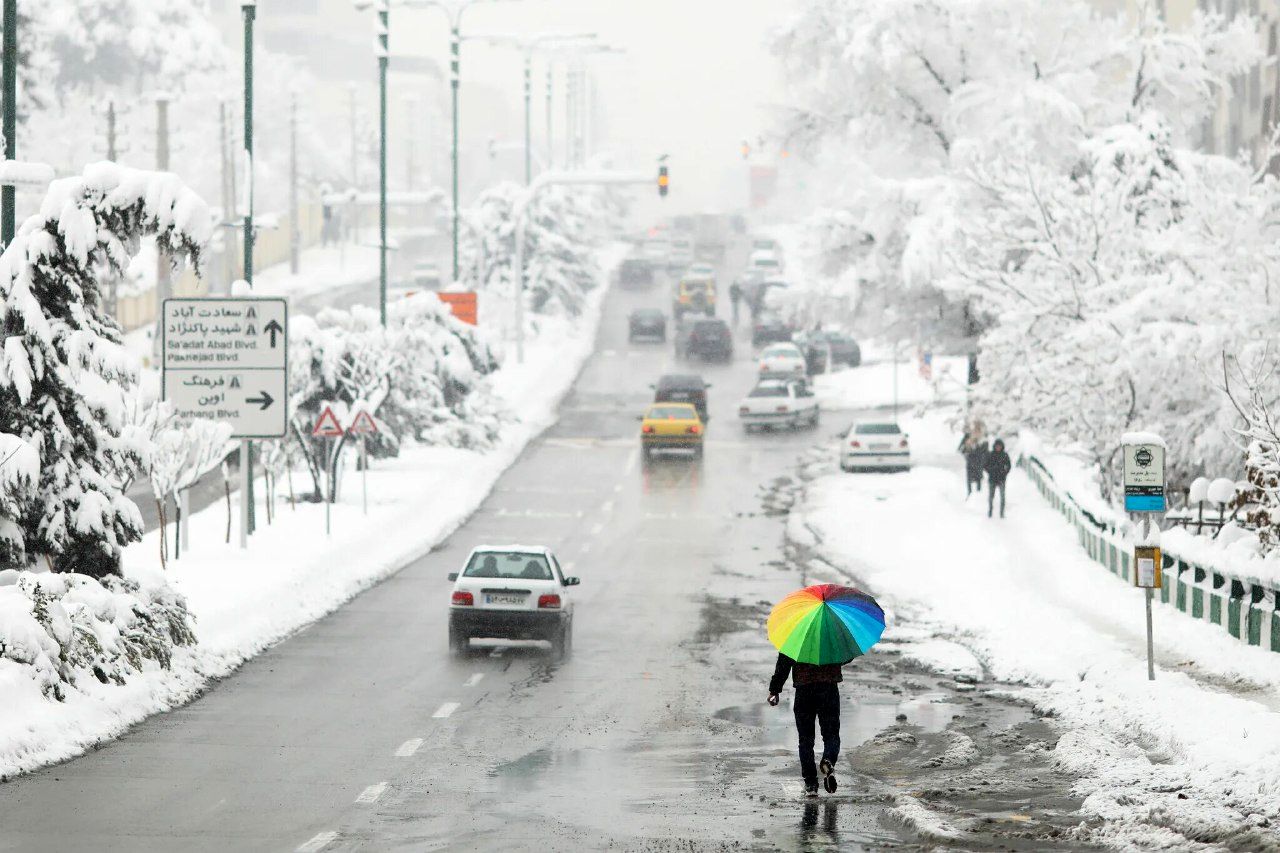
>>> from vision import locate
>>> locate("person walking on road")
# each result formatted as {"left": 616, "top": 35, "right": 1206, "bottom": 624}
{"left": 959, "top": 430, "right": 988, "bottom": 498}
{"left": 729, "top": 280, "right": 743, "bottom": 325}
{"left": 984, "top": 438, "right": 1012, "bottom": 518}
{"left": 768, "top": 652, "right": 845, "bottom": 797}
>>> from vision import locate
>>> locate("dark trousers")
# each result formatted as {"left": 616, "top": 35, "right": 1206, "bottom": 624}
{"left": 794, "top": 683, "right": 841, "bottom": 782}
{"left": 988, "top": 479, "right": 1006, "bottom": 517}
{"left": 966, "top": 471, "right": 983, "bottom": 495}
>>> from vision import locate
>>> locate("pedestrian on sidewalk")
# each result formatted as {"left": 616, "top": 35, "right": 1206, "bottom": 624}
{"left": 768, "top": 652, "right": 846, "bottom": 797}
{"left": 985, "top": 438, "right": 1012, "bottom": 518}
{"left": 729, "top": 280, "right": 742, "bottom": 325}
{"left": 959, "top": 429, "right": 988, "bottom": 497}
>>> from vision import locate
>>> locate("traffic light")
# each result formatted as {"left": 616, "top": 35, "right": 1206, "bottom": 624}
{"left": 657, "top": 165, "right": 669, "bottom": 198}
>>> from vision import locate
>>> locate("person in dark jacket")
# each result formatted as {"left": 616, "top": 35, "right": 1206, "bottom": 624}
{"left": 728, "top": 281, "right": 743, "bottom": 325}
{"left": 768, "top": 653, "right": 846, "bottom": 796}
{"left": 984, "top": 438, "right": 1012, "bottom": 518}
{"left": 959, "top": 432, "right": 988, "bottom": 497}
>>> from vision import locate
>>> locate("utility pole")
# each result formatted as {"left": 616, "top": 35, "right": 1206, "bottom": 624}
{"left": 2, "top": 0, "right": 18, "bottom": 249}
{"left": 289, "top": 92, "right": 299, "bottom": 275}
{"left": 348, "top": 83, "right": 359, "bottom": 191}
{"left": 449, "top": 20, "right": 461, "bottom": 283}
{"left": 564, "top": 62, "right": 575, "bottom": 168}
{"left": 523, "top": 57, "right": 532, "bottom": 184}
{"left": 242, "top": 0, "right": 257, "bottom": 542}
{"left": 405, "top": 95, "right": 418, "bottom": 191}
{"left": 222, "top": 101, "right": 240, "bottom": 292}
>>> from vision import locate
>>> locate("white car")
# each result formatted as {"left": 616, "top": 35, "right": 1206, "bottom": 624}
{"left": 411, "top": 261, "right": 443, "bottom": 290}
{"left": 747, "top": 249, "right": 783, "bottom": 276}
{"left": 841, "top": 422, "right": 911, "bottom": 472}
{"left": 758, "top": 342, "right": 807, "bottom": 379}
{"left": 738, "top": 379, "right": 819, "bottom": 431}
{"left": 669, "top": 238, "right": 695, "bottom": 268}
{"left": 448, "top": 545, "right": 579, "bottom": 657}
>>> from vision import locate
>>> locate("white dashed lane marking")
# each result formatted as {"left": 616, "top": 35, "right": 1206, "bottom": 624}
{"left": 465, "top": 673, "right": 485, "bottom": 687}
{"left": 590, "top": 521, "right": 605, "bottom": 536}
{"left": 394, "top": 738, "right": 423, "bottom": 757}
{"left": 355, "top": 782, "right": 387, "bottom": 804}
{"left": 433, "top": 702, "right": 460, "bottom": 719}
{"left": 296, "top": 831, "right": 337, "bottom": 852}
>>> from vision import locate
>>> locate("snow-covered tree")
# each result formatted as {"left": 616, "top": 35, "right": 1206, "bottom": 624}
{"left": 0, "top": 162, "right": 210, "bottom": 578}
{"left": 286, "top": 298, "right": 501, "bottom": 501}
{"left": 460, "top": 181, "right": 606, "bottom": 318}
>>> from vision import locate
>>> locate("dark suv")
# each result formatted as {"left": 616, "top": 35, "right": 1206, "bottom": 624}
{"left": 628, "top": 308, "right": 667, "bottom": 342}
{"left": 652, "top": 374, "right": 711, "bottom": 421}
{"left": 679, "top": 318, "right": 733, "bottom": 362}
{"left": 618, "top": 258, "right": 655, "bottom": 288}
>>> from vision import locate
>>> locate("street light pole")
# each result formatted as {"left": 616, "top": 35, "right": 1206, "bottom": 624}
{"left": 2, "top": 0, "right": 18, "bottom": 249}
{"left": 449, "top": 18, "right": 461, "bottom": 283}
{"left": 377, "top": 0, "right": 389, "bottom": 327}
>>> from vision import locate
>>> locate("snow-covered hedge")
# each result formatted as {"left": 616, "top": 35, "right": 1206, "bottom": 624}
{"left": 286, "top": 296, "right": 504, "bottom": 500}
{"left": 0, "top": 569, "right": 195, "bottom": 702}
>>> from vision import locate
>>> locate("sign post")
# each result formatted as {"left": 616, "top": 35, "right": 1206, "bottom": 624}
{"left": 1122, "top": 433, "right": 1167, "bottom": 682}
{"left": 312, "top": 406, "right": 345, "bottom": 535}
{"left": 162, "top": 298, "right": 288, "bottom": 549}
{"left": 347, "top": 410, "right": 379, "bottom": 516}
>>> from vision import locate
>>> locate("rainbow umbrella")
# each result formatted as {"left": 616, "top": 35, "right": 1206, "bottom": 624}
{"left": 767, "top": 584, "right": 886, "bottom": 665}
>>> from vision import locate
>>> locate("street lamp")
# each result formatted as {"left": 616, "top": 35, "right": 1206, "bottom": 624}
{"left": 466, "top": 32, "right": 596, "bottom": 184}
{"left": 396, "top": 0, "right": 517, "bottom": 285}
{"left": 541, "top": 43, "right": 624, "bottom": 170}
{"left": 1, "top": 0, "right": 17, "bottom": 248}
{"left": 352, "top": 0, "right": 391, "bottom": 326}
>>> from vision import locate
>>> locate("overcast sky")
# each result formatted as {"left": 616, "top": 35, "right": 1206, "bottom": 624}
{"left": 389, "top": 0, "right": 795, "bottom": 213}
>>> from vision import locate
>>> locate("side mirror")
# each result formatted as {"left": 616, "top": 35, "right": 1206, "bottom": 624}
{"left": 635, "top": 415, "right": 645, "bottom": 421}
{"left": 563, "top": 576, "right": 581, "bottom": 587}
{"left": 648, "top": 384, "right": 656, "bottom": 389}
{"left": 704, "top": 383, "right": 712, "bottom": 389}
{"left": 447, "top": 573, "right": 458, "bottom": 582}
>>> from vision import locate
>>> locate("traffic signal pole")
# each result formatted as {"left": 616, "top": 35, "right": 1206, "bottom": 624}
{"left": 512, "top": 167, "right": 668, "bottom": 363}
{"left": 241, "top": 0, "right": 256, "bottom": 542}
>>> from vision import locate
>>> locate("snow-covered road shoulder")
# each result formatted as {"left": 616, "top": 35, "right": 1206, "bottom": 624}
{"left": 792, "top": 414, "right": 1280, "bottom": 849}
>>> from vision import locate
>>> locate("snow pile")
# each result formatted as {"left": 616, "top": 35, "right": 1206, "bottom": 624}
{"left": 0, "top": 570, "right": 194, "bottom": 703}
{"left": 794, "top": 414, "right": 1280, "bottom": 847}
{"left": 813, "top": 351, "right": 968, "bottom": 412}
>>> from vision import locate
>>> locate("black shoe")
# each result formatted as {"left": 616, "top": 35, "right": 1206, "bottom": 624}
{"left": 819, "top": 759, "right": 838, "bottom": 793}
{"left": 803, "top": 780, "right": 819, "bottom": 797}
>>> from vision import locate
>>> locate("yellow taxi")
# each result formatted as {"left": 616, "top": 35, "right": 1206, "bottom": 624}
{"left": 672, "top": 276, "right": 716, "bottom": 319}
{"left": 640, "top": 402, "right": 705, "bottom": 460}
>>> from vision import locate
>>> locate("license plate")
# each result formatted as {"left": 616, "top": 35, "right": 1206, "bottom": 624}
{"left": 485, "top": 594, "right": 526, "bottom": 606}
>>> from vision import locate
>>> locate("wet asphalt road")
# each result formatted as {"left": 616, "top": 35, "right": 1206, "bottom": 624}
{"left": 0, "top": 250, "right": 1089, "bottom": 851}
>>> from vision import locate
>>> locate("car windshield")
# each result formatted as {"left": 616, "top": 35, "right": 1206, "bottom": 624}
{"left": 754, "top": 259, "right": 779, "bottom": 268}
{"left": 763, "top": 345, "right": 799, "bottom": 358}
{"left": 648, "top": 405, "right": 697, "bottom": 419}
{"left": 464, "top": 551, "right": 554, "bottom": 580}
{"left": 749, "top": 385, "right": 788, "bottom": 398}
{"left": 856, "top": 423, "right": 902, "bottom": 435}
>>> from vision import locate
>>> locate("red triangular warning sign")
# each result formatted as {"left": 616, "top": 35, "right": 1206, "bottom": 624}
{"left": 312, "top": 406, "right": 345, "bottom": 437}
{"left": 347, "top": 410, "right": 379, "bottom": 435}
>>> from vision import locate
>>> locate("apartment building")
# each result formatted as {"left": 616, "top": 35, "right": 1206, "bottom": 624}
{"left": 1094, "top": 0, "right": 1280, "bottom": 167}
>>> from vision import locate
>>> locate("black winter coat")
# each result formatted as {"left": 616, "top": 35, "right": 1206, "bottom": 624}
{"left": 984, "top": 449, "right": 1012, "bottom": 484}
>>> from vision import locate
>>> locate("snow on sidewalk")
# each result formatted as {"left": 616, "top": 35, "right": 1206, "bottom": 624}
{"left": 792, "top": 413, "right": 1280, "bottom": 848}
{"left": 0, "top": 251, "right": 617, "bottom": 780}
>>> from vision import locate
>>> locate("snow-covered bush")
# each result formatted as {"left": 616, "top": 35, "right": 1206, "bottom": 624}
{"left": 0, "top": 163, "right": 210, "bottom": 578}
{"left": 287, "top": 297, "right": 502, "bottom": 501}
{"left": 460, "top": 181, "right": 608, "bottom": 318}
{"left": 0, "top": 570, "right": 195, "bottom": 702}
